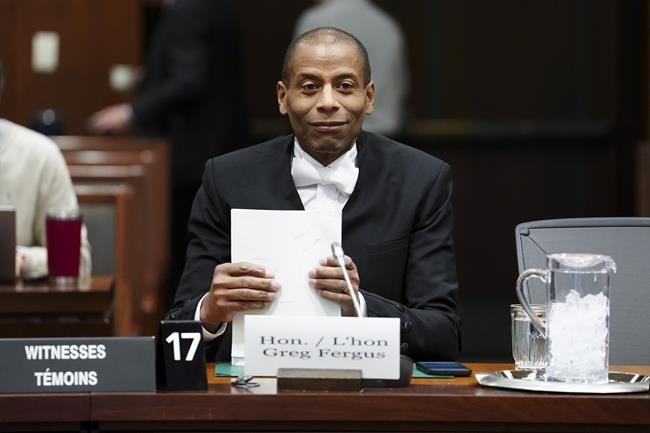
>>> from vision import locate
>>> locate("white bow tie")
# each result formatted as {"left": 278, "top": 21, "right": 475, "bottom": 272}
{"left": 292, "top": 155, "right": 358, "bottom": 196}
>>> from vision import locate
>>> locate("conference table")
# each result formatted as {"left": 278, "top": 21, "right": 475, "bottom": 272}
{"left": 0, "top": 363, "right": 648, "bottom": 432}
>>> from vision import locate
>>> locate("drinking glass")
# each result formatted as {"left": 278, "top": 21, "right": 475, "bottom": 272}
{"left": 46, "top": 208, "right": 82, "bottom": 287}
{"left": 511, "top": 304, "right": 547, "bottom": 370}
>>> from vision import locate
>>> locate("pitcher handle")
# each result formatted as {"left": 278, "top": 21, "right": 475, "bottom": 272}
{"left": 515, "top": 268, "right": 548, "bottom": 337}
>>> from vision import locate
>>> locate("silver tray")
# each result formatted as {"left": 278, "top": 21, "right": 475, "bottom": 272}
{"left": 475, "top": 369, "right": 650, "bottom": 394}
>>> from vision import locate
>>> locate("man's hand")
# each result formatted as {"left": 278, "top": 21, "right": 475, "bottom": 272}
{"left": 88, "top": 103, "right": 132, "bottom": 134}
{"left": 200, "top": 262, "right": 280, "bottom": 330}
{"left": 310, "top": 255, "right": 361, "bottom": 316}
{"left": 15, "top": 252, "right": 25, "bottom": 277}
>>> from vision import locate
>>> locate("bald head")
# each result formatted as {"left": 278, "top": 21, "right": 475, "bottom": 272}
{"left": 281, "top": 27, "right": 371, "bottom": 86}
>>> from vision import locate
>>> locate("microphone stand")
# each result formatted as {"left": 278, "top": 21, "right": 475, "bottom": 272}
{"left": 330, "top": 241, "right": 362, "bottom": 318}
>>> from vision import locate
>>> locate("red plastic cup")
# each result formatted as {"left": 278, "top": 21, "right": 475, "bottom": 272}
{"left": 46, "top": 208, "right": 82, "bottom": 286}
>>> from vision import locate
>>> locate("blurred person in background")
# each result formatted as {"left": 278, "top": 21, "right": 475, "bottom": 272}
{"left": 89, "top": 0, "right": 248, "bottom": 295}
{"left": 294, "top": 0, "right": 409, "bottom": 136}
{"left": 0, "top": 60, "right": 91, "bottom": 280}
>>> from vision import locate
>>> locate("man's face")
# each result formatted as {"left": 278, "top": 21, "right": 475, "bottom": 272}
{"left": 277, "top": 40, "right": 374, "bottom": 166}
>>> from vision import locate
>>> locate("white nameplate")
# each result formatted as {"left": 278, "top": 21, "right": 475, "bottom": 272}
{"left": 244, "top": 316, "right": 400, "bottom": 379}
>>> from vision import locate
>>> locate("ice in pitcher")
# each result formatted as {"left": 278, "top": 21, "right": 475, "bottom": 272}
{"left": 546, "top": 289, "right": 609, "bottom": 383}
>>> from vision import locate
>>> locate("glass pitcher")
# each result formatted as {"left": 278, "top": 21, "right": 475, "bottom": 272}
{"left": 515, "top": 253, "right": 616, "bottom": 383}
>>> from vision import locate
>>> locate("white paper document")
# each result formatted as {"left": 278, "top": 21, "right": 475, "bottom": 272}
{"left": 230, "top": 209, "right": 342, "bottom": 364}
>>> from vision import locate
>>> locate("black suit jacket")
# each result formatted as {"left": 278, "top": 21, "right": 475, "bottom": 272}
{"left": 132, "top": 0, "right": 247, "bottom": 186}
{"left": 167, "top": 132, "right": 461, "bottom": 361}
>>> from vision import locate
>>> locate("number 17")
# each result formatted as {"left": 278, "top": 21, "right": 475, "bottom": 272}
{"left": 165, "top": 332, "right": 201, "bottom": 361}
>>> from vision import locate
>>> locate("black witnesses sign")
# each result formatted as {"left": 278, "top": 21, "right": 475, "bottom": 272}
{"left": 0, "top": 337, "right": 156, "bottom": 393}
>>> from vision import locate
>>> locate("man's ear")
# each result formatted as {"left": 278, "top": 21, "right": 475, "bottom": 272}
{"left": 277, "top": 81, "right": 288, "bottom": 115}
{"left": 364, "top": 81, "right": 375, "bottom": 115}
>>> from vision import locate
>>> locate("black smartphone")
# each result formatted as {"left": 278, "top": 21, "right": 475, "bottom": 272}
{"left": 415, "top": 361, "right": 472, "bottom": 377}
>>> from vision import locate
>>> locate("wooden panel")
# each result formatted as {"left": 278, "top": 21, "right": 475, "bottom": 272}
{"left": 636, "top": 142, "right": 650, "bottom": 216}
{"left": 0, "top": 394, "right": 89, "bottom": 425}
{"left": 0, "top": 276, "right": 113, "bottom": 337}
{"left": 86, "top": 363, "right": 650, "bottom": 432}
{"left": 0, "top": 363, "right": 648, "bottom": 431}
{"left": 0, "top": 0, "right": 141, "bottom": 133}
{"left": 0, "top": 1, "right": 18, "bottom": 119}
{"left": 400, "top": 0, "right": 618, "bottom": 120}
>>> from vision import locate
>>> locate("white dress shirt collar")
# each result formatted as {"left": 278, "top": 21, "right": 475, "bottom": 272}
{"left": 291, "top": 138, "right": 358, "bottom": 194}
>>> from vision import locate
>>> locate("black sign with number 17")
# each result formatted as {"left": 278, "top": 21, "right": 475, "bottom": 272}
{"left": 157, "top": 320, "right": 207, "bottom": 391}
